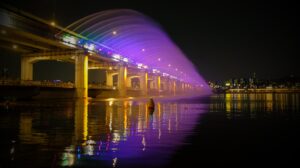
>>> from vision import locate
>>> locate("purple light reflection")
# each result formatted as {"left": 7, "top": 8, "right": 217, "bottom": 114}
{"left": 73, "top": 99, "right": 208, "bottom": 167}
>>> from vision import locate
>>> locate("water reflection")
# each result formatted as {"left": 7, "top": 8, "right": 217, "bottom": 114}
{"left": 211, "top": 93, "right": 300, "bottom": 120}
{"left": 75, "top": 99, "right": 88, "bottom": 142}
{"left": 10, "top": 140, "right": 16, "bottom": 161}
{"left": 61, "top": 146, "right": 75, "bottom": 166}
{"left": 1, "top": 93, "right": 300, "bottom": 167}
{"left": 57, "top": 98, "right": 206, "bottom": 167}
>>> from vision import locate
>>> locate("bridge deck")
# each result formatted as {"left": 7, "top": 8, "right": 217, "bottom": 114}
{"left": 0, "top": 79, "right": 114, "bottom": 90}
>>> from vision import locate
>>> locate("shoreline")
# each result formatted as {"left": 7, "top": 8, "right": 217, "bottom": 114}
{"left": 213, "top": 88, "right": 300, "bottom": 93}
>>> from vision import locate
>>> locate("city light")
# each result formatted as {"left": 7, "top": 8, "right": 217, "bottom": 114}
{"left": 1, "top": 29, "right": 6, "bottom": 34}
{"left": 12, "top": 44, "right": 18, "bottom": 49}
{"left": 83, "top": 43, "right": 95, "bottom": 51}
{"left": 137, "top": 63, "right": 143, "bottom": 69}
{"left": 112, "top": 54, "right": 121, "bottom": 62}
{"left": 50, "top": 21, "right": 56, "bottom": 26}
{"left": 62, "top": 34, "right": 77, "bottom": 47}
{"left": 163, "top": 73, "right": 169, "bottom": 77}
{"left": 112, "top": 54, "right": 121, "bottom": 60}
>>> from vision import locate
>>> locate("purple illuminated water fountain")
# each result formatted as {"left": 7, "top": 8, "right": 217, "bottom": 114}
{"left": 60, "top": 9, "right": 210, "bottom": 93}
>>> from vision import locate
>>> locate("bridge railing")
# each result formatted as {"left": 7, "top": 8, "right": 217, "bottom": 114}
{"left": 39, "top": 81, "right": 74, "bottom": 88}
{"left": 126, "top": 87, "right": 142, "bottom": 91}
{"left": 0, "top": 79, "right": 20, "bottom": 86}
{"left": 88, "top": 83, "right": 115, "bottom": 90}
{"left": 0, "top": 79, "right": 119, "bottom": 90}
{"left": 0, "top": 79, "right": 74, "bottom": 88}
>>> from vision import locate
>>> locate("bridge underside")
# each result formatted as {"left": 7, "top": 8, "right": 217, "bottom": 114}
{"left": 0, "top": 8, "right": 207, "bottom": 99}
{"left": 13, "top": 49, "right": 201, "bottom": 98}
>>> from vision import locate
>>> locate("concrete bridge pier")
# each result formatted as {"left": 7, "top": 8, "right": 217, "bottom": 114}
{"left": 183, "top": 83, "right": 187, "bottom": 92}
{"left": 186, "top": 84, "right": 191, "bottom": 92}
{"left": 106, "top": 70, "right": 117, "bottom": 87}
{"left": 75, "top": 54, "right": 88, "bottom": 98}
{"left": 118, "top": 65, "right": 127, "bottom": 97}
{"left": 126, "top": 75, "right": 138, "bottom": 89}
{"left": 152, "top": 75, "right": 161, "bottom": 95}
{"left": 181, "top": 82, "right": 185, "bottom": 92}
{"left": 21, "top": 57, "right": 33, "bottom": 81}
{"left": 139, "top": 71, "right": 148, "bottom": 96}
{"left": 126, "top": 77, "right": 132, "bottom": 88}
{"left": 171, "top": 80, "right": 176, "bottom": 95}
{"left": 149, "top": 79, "right": 154, "bottom": 90}
{"left": 160, "top": 78, "right": 167, "bottom": 93}
{"left": 168, "top": 79, "right": 173, "bottom": 94}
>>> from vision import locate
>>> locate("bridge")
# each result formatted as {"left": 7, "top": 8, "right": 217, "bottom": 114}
{"left": 0, "top": 5, "right": 209, "bottom": 98}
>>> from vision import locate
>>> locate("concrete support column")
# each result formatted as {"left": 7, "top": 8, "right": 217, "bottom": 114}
{"left": 168, "top": 79, "right": 173, "bottom": 93}
{"left": 106, "top": 71, "right": 115, "bottom": 87}
{"left": 153, "top": 76, "right": 161, "bottom": 94}
{"left": 172, "top": 80, "right": 176, "bottom": 95}
{"left": 180, "top": 82, "right": 184, "bottom": 92}
{"left": 157, "top": 76, "right": 161, "bottom": 93}
{"left": 118, "top": 65, "right": 127, "bottom": 97}
{"left": 75, "top": 54, "right": 88, "bottom": 98}
{"left": 185, "top": 83, "right": 188, "bottom": 92}
{"left": 127, "top": 78, "right": 132, "bottom": 88}
{"left": 21, "top": 57, "right": 33, "bottom": 80}
{"left": 140, "top": 72, "right": 148, "bottom": 96}
{"left": 184, "top": 83, "right": 188, "bottom": 92}
{"left": 187, "top": 84, "right": 191, "bottom": 92}
{"left": 161, "top": 78, "right": 166, "bottom": 91}
{"left": 149, "top": 80, "right": 154, "bottom": 89}
{"left": 152, "top": 76, "right": 157, "bottom": 89}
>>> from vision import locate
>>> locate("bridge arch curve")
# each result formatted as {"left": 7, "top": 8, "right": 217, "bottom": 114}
{"left": 59, "top": 9, "right": 209, "bottom": 91}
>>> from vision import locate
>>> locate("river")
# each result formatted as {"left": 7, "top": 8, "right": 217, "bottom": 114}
{"left": 0, "top": 93, "right": 299, "bottom": 167}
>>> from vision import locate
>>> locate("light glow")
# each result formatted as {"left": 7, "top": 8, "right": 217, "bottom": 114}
{"left": 112, "top": 54, "right": 121, "bottom": 59}
{"left": 62, "top": 34, "right": 77, "bottom": 47}
{"left": 84, "top": 43, "right": 95, "bottom": 51}
{"left": 50, "top": 21, "right": 56, "bottom": 26}
{"left": 58, "top": 9, "right": 211, "bottom": 91}
{"left": 137, "top": 63, "right": 143, "bottom": 69}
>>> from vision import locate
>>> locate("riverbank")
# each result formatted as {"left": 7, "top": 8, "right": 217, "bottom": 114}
{"left": 213, "top": 88, "right": 300, "bottom": 93}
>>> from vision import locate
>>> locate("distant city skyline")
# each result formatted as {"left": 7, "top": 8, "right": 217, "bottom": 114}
{"left": 0, "top": 0, "right": 298, "bottom": 82}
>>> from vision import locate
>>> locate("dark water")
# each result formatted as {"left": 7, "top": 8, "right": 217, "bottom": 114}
{"left": 0, "top": 93, "right": 299, "bottom": 167}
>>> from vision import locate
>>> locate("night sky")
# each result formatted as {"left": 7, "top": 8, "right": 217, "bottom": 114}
{"left": 1, "top": 0, "right": 298, "bottom": 82}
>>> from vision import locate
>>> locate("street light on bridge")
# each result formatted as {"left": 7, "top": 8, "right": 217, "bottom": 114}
{"left": 50, "top": 21, "right": 56, "bottom": 26}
